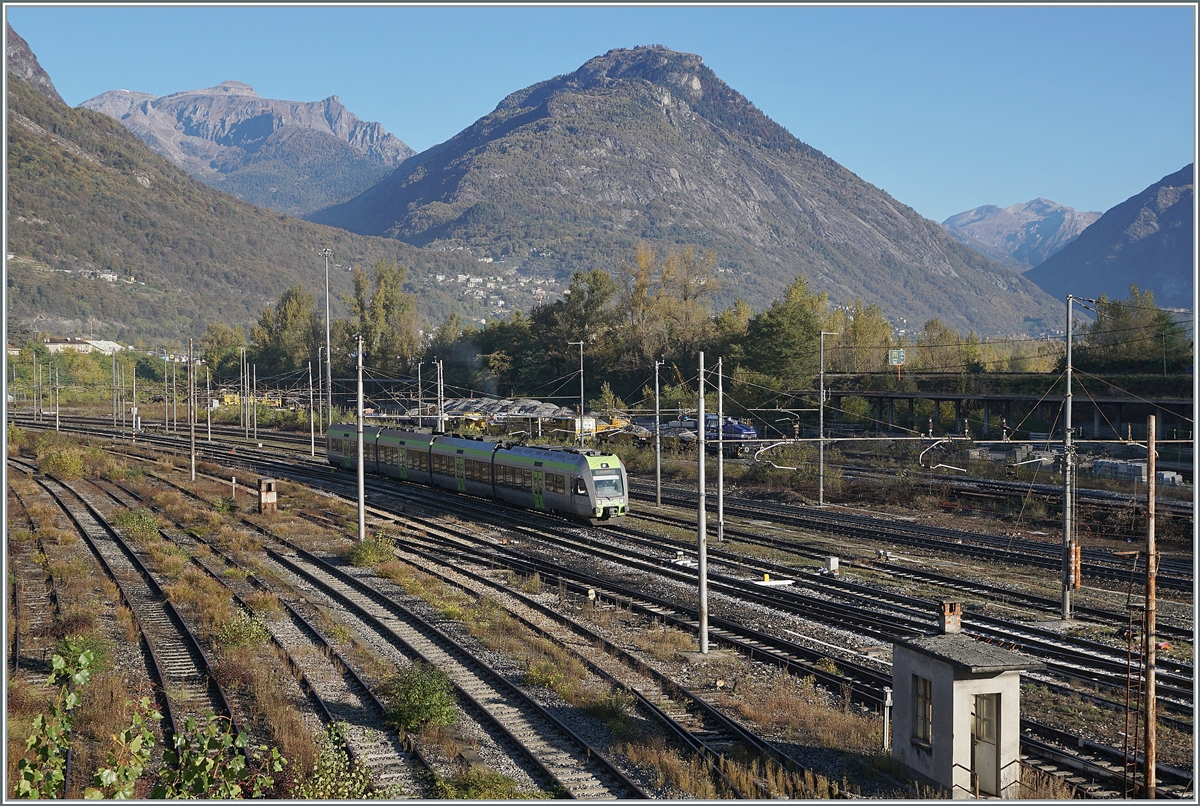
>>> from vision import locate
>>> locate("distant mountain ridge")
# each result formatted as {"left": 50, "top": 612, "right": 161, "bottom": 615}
{"left": 310, "top": 45, "right": 1062, "bottom": 335}
{"left": 941, "top": 199, "right": 1101, "bottom": 272}
{"left": 1024, "top": 165, "right": 1193, "bottom": 310}
{"left": 80, "top": 81, "right": 415, "bottom": 215}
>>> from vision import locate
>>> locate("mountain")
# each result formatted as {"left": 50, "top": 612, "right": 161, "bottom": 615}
{"left": 941, "top": 199, "right": 1100, "bottom": 272}
{"left": 80, "top": 81, "right": 415, "bottom": 216}
{"left": 5, "top": 49, "right": 546, "bottom": 344}
{"left": 309, "top": 45, "right": 1062, "bottom": 335}
{"left": 6, "top": 22, "right": 63, "bottom": 104}
{"left": 1024, "top": 165, "right": 1193, "bottom": 310}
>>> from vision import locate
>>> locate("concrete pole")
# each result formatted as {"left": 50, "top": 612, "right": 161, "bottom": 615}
{"left": 189, "top": 340, "right": 195, "bottom": 481}
{"left": 131, "top": 368, "right": 136, "bottom": 443}
{"left": 309, "top": 361, "right": 315, "bottom": 457}
{"left": 1063, "top": 296, "right": 1075, "bottom": 619}
{"left": 655, "top": 360, "right": 662, "bottom": 507}
{"left": 717, "top": 357, "right": 724, "bottom": 543}
{"left": 172, "top": 359, "right": 177, "bottom": 433}
{"left": 322, "top": 248, "right": 333, "bottom": 428}
{"left": 112, "top": 351, "right": 117, "bottom": 427}
{"left": 417, "top": 362, "right": 424, "bottom": 428}
{"left": 819, "top": 331, "right": 838, "bottom": 506}
{"left": 206, "top": 368, "right": 211, "bottom": 443}
{"left": 164, "top": 357, "right": 169, "bottom": 432}
{"left": 697, "top": 351, "right": 708, "bottom": 654}
{"left": 1145, "top": 415, "right": 1157, "bottom": 798}
{"left": 54, "top": 367, "right": 59, "bottom": 432}
{"left": 252, "top": 364, "right": 257, "bottom": 441}
{"left": 356, "top": 334, "right": 366, "bottom": 543}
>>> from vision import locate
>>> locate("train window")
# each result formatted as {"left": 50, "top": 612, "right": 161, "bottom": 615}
{"left": 574, "top": 478, "right": 587, "bottom": 495}
{"left": 522, "top": 470, "right": 532, "bottom": 490}
{"left": 554, "top": 474, "right": 565, "bottom": 494}
{"left": 502, "top": 465, "right": 512, "bottom": 487}
{"left": 593, "top": 474, "right": 624, "bottom": 497}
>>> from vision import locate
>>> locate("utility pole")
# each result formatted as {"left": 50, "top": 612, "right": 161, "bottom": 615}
{"left": 172, "top": 358, "right": 178, "bottom": 433}
{"left": 356, "top": 333, "right": 366, "bottom": 543}
{"left": 1062, "top": 295, "right": 1088, "bottom": 620}
{"left": 717, "top": 357, "right": 724, "bottom": 543}
{"left": 436, "top": 359, "right": 445, "bottom": 434}
{"left": 206, "top": 368, "right": 211, "bottom": 443}
{"left": 164, "top": 356, "right": 169, "bottom": 432}
{"left": 54, "top": 366, "right": 59, "bottom": 432}
{"left": 417, "top": 361, "right": 424, "bottom": 428}
{"left": 309, "top": 361, "right": 315, "bottom": 457}
{"left": 252, "top": 364, "right": 257, "bottom": 442}
{"left": 819, "top": 331, "right": 838, "bottom": 507}
{"left": 189, "top": 339, "right": 195, "bottom": 482}
{"left": 112, "top": 351, "right": 117, "bottom": 427}
{"left": 697, "top": 351, "right": 708, "bottom": 654}
{"left": 321, "top": 247, "right": 334, "bottom": 429}
{"left": 131, "top": 367, "right": 137, "bottom": 443}
{"left": 568, "top": 341, "right": 585, "bottom": 445}
{"left": 655, "top": 359, "right": 663, "bottom": 507}
{"left": 1145, "top": 415, "right": 1157, "bottom": 798}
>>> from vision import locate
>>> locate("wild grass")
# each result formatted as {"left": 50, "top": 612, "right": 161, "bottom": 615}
{"left": 632, "top": 621, "right": 696, "bottom": 661}
{"left": 163, "top": 567, "right": 234, "bottom": 640}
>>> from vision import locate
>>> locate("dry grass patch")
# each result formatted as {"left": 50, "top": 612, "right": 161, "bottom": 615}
{"left": 633, "top": 621, "right": 697, "bottom": 661}
{"left": 164, "top": 567, "right": 235, "bottom": 639}
{"left": 244, "top": 590, "right": 282, "bottom": 616}
{"left": 212, "top": 525, "right": 262, "bottom": 555}
{"left": 145, "top": 541, "right": 191, "bottom": 578}
{"left": 731, "top": 672, "right": 880, "bottom": 753}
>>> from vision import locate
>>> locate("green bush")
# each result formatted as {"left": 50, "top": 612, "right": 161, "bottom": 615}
{"left": 212, "top": 496, "right": 238, "bottom": 516}
{"left": 290, "top": 723, "right": 392, "bottom": 799}
{"left": 215, "top": 612, "right": 270, "bottom": 648}
{"left": 8, "top": 423, "right": 26, "bottom": 447}
{"left": 41, "top": 450, "right": 84, "bottom": 480}
{"left": 346, "top": 538, "right": 393, "bottom": 568}
{"left": 112, "top": 508, "right": 160, "bottom": 542}
{"left": 380, "top": 662, "right": 458, "bottom": 731}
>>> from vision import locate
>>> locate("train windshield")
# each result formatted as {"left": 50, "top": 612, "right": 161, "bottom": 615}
{"left": 592, "top": 473, "right": 624, "bottom": 497}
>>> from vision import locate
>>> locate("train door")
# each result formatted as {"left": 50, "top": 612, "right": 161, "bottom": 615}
{"left": 532, "top": 470, "right": 545, "bottom": 510}
{"left": 454, "top": 456, "right": 465, "bottom": 492}
{"left": 971, "top": 693, "right": 999, "bottom": 796}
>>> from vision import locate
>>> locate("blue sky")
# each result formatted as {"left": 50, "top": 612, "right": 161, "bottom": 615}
{"left": 6, "top": 4, "right": 1196, "bottom": 222}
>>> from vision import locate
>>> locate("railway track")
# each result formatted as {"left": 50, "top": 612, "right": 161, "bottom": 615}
{"left": 90, "top": 476, "right": 437, "bottom": 796}
{"left": 8, "top": 458, "right": 236, "bottom": 746}
{"left": 9, "top": 422, "right": 1190, "bottom": 801}
{"left": 630, "top": 479, "right": 1194, "bottom": 591}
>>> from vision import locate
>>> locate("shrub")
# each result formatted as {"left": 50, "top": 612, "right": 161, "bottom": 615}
{"left": 215, "top": 612, "right": 270, "bottom": 648}
{"left": 290, "top": 723, "right": 390, "bottom": 799}
{"left": 380, "top": 662, "right": 457, "bottom": 731}
{"left": 212, "top": 496, "right": 238, "bottom": 516}
{"left": 346, "top": 538, "right": 393, "bottom": 568}
{"left": 41, "top": 450, "right": 84, "bottom": 480}
{"left": 112, "top": 508, "right": 160, "bottom": 542}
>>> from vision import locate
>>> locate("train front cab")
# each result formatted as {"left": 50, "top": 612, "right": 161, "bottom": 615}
{"left": 585, "top": 454, "right": 627, "bottom": 522}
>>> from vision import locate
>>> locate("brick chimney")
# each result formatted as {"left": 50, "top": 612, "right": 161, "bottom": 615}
{"left": 939, "top": 601, "right": 962, "bottom": 634}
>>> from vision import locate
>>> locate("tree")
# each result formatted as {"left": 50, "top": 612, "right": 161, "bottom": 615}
{"left": 659, "top": 245, "right": 718, "bottom": 359}
{"left": 828, "top": 300, "right": 892, "bottom": 373}
{"left": 913, "top": 319, "right": 962, "bottom": 372}
{"left": 346, "top": 259, "right": 420, "bottom": 375}
{"left": 249, "top": 286, "right": 320, "bottom": 376}
{"left": 200, "top": 322, "right": 246, "bottom": 380}
{"left": 741, "top": 273, "right": 823, "bottom": 387}
{"left": 1076, "top": 284, "right": 1192, "bottom": 373}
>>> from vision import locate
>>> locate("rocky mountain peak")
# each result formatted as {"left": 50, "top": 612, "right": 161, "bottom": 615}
{"left": 941, "top": 198, "right": 1101, "bottom": 272}
{"left": 79, "top": 81, "right": 415, "bottom": 215}
{"left": 6, "top": 22, "right": 64, "bottom": 105}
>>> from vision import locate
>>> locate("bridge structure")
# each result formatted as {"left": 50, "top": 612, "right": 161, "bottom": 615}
{"left": 789, "top": 387, "right": 1194, "bottom": 441}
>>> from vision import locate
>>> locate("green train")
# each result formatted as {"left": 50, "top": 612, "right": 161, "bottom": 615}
{"left": 326, "top": 426, "right": 628, "bottom": 523}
